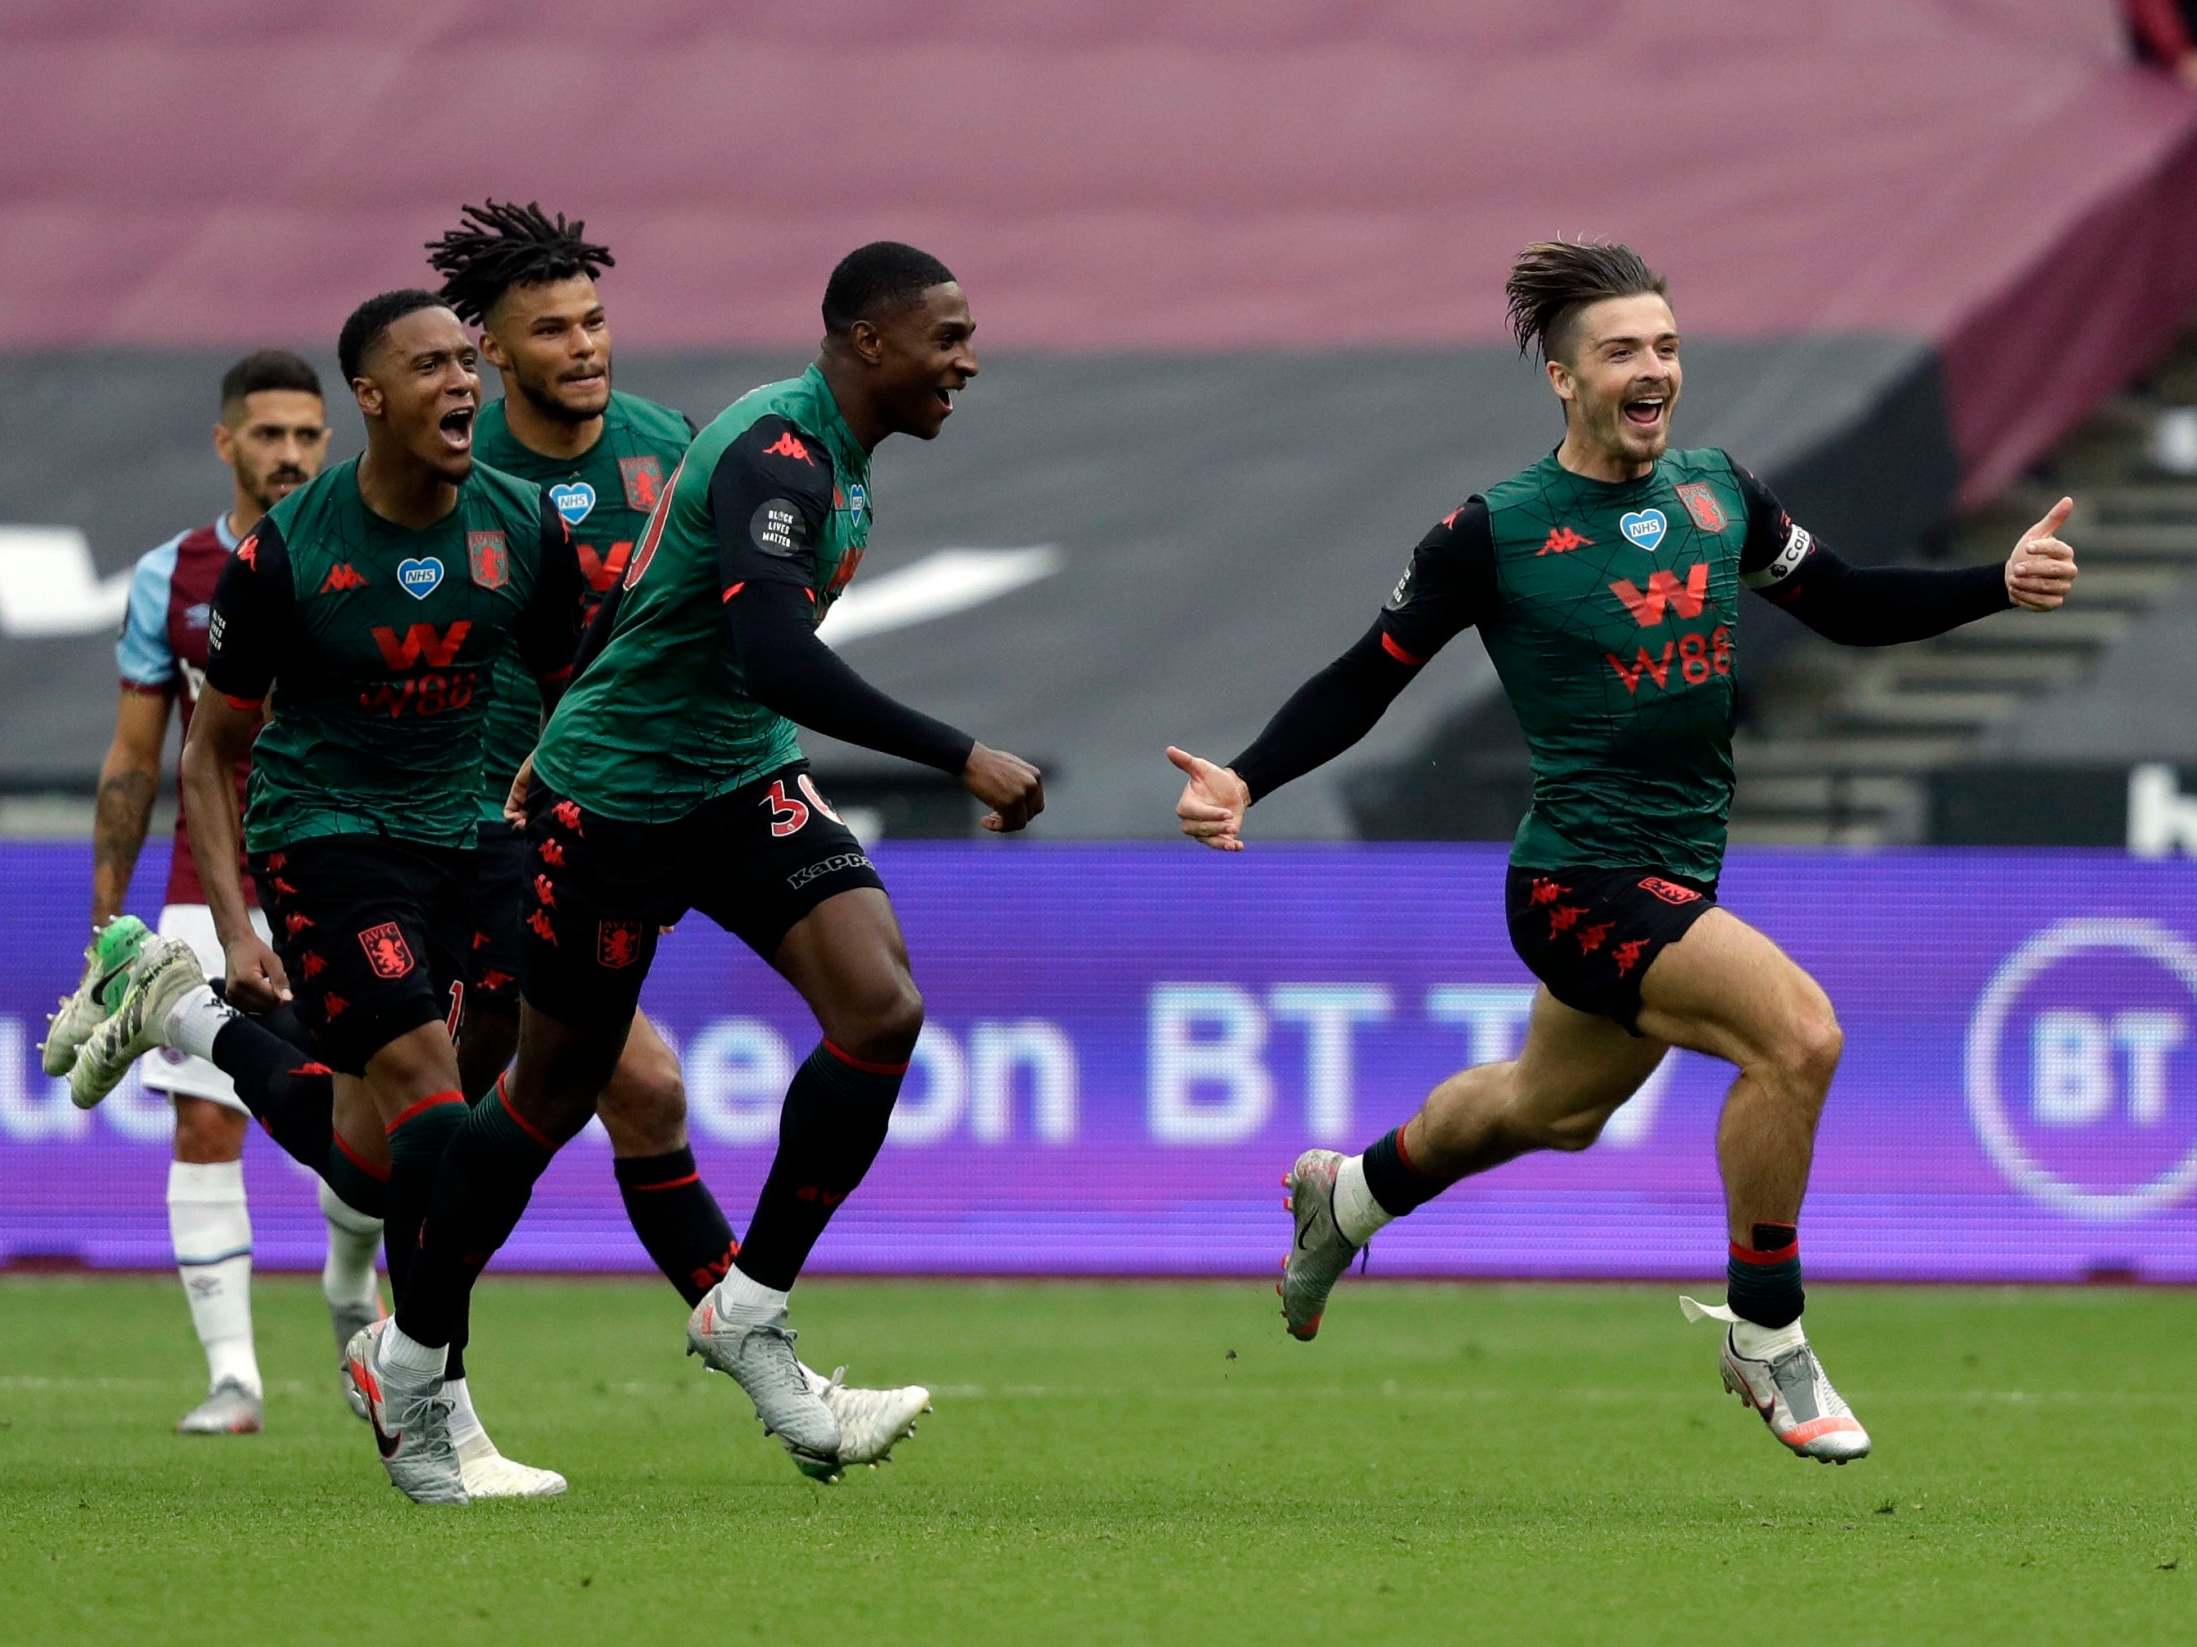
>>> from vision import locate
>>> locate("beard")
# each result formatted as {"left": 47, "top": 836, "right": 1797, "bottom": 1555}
{"left": 242, "top": 461, "right": 310, "bottom": 514}
{"left": 514, "top": 359, "right": 608, "bottom": 426}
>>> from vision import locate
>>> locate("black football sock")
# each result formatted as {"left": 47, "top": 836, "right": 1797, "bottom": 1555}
{"left": 322, "top": 1128, "right": 388, "bottom": 1222}
{"left": 1727, "top": 1223, "right": 1804, "bottom": 1329}
{"left": 210, "top": 1017, "right": 339, "bottom": 1174}
{"left": 616, "top": 1146, "right": 740, "bottom": 1306}
{"left": 396, "top": 1086, "right": 560, "bottom": 1349}
{"left": 1360, "top": 1125, "right": 1447, "bottom": 1217}
{"left": 734, "top": 1041, "right": 903, "bottom": 1293}
{"left": 380, "top": 1091, "right": 471, "bottom": 1350}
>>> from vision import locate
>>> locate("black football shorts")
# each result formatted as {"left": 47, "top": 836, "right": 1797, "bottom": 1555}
{"left": 1504, "top": 863, "right": 1720, "bottom": 1033}
{"left": 519, "top": 760, "right": 885, "bottom": 1030}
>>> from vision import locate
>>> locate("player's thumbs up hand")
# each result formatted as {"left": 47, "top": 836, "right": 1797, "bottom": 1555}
{"left": 2008, "top": 495, "right": 2077, "bottom": 612}
{"left": 1167, "top": 745, "right": 1250, "bottom": 852}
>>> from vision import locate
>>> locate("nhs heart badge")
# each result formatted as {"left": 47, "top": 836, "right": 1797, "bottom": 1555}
{"left": 1620, "top": 508, "right": 1668, "bottom": 552}
{"left": 845, "top": 481, "right": 867, "bottom": 522}
{"left": 549, "top": 481, "right": 596, "bottom": 527}
{"left": 397, "top": 557, "right": 445, "bottom": 600}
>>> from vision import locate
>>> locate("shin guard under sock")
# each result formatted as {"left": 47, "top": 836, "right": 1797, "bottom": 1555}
{"left": 736, "top": 1040, "right": 903, "bottom": 1292}
{"left": 381, "top": 1092, "right": 469, "bottom": 1348}
{"left": 1360, "top": 1125, "right": 1446, "bottom": 1218}
{"left": 1727, "top": 1223, "right": 1804, "bottom": 1329}
{"left": 616, "top": 1146, "right": 740, "bottom": 1306}
{"left": 396, "top": 1085, "right": 557, "bottom": 1349}
{"left": 210, "top": 1017, "right": 338, "bottom": 1173}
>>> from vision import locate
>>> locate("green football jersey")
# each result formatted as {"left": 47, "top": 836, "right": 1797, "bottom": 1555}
{"left": 1378, "top": 447, "right": 1768, "bottom": 883}
{"left": 532, "top": 365, "right": 874, "bottom": 824}
{"left": 469, "top": 390, "right": 693, "bottom": 821}
{"left": 203, "top": 458, "right": 580, "bottom": 853}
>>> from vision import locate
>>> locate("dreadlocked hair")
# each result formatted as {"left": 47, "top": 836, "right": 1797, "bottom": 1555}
{"left": 426, "top": 199, "right": 615, "bottom": 326}
{"left": 1503, "top": 239, "right": 1667, "bottom": 365}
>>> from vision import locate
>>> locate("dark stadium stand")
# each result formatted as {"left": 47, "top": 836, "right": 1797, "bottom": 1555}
{"left": 4, "top": 1, "right": 2196, "bottom": 836}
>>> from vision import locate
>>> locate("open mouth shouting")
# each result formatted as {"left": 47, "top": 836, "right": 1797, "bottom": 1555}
{"left": 438, "top": 404, "right": 476, "bottom": 453}
{"left": 933, "top": 383, "right": 959, "bottom": 417}
{"left": 1622, "top": 393, "right": 1668, "bottom": 431}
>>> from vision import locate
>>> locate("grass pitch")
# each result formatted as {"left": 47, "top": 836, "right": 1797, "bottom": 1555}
{"left": 0, "top": 1277, "right": 2187, "bottom": 1646}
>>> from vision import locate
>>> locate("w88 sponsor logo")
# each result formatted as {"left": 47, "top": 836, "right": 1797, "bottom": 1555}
{"left": 1605, "top": 627, "right": 1732, "bottom": 695}
{"left": 356, "top": 670, "right": 480, "bottom": 719}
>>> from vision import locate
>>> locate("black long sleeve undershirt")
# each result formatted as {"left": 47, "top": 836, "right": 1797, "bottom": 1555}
{"left": 723, "top": 580, "right": 974, "bottom": 774}
{"left": 707, "top": 415, "right": 976, "bottom": 775}
{"left": 1763, "top": 552, "right": 2009, "bottom": 645}
{"left": 1230, "top": 623, "right": 1416, "bottom": 803}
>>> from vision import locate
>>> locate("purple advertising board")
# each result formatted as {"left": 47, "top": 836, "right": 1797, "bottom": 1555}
{"left": 3, "top": 842, "right": 2193, "bottom": 1282}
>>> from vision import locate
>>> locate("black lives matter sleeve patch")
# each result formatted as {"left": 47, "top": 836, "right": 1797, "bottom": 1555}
{"left": 750, "top": 498, "right": 814, "bottom": 560}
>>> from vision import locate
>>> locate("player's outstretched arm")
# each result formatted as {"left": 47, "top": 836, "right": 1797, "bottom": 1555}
{"left": 1737, "top": 467, "right": 2077, "bottom": 643}
{"left": 1169, "top": 499, "right": 1494, "bottom": 848}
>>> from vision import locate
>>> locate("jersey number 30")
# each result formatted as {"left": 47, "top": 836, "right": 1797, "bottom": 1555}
{"left": 764, "top": 774, "right": 844, "bottom": 837}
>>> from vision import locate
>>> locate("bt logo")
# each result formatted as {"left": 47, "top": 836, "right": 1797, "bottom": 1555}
{"left": 1965, "top": 918, "right": 2197, "bottom": 1220}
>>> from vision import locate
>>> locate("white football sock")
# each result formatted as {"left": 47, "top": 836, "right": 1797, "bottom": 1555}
{"left": 163, "top": 986, "right": 238, "bottom": 1062}
{"left": 716, "top": 1267, "right": 791, "bottom": 1316}
{"left": 167, "top": 1159, "right": 261, "bottom": 1397}
{"left": 379, "top": 1321, "right": 447, "bottom": 1377}
{"left": 317, "top": 1178, "right": 383, "bottom": 1307}
{"left": 1331, "top": 1154, "right": 1395, "bottom": 1246}
{"left": 443, "top": 1376, "right": 488, "bottom": 1450}
{"left": 1731, "top": 1316, "right": 1808, "bottom": 1360}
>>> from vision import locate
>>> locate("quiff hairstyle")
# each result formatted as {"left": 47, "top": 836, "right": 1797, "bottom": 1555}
{"left": 1503, "top": 240, "right": 1668, "bottom": 366}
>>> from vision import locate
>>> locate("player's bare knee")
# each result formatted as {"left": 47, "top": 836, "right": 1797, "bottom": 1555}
{"left": 172, "top": 1098, "right": 246, "bottom": 1164}
{"left": 831, "top": 973, "right": 924, "bottom": 1064}
{"left": 600, "top": 1061, "right": 688, "bottom": 1155}
{"left": 1780, "top": 1007, "right": 1843, "bottom": 1095}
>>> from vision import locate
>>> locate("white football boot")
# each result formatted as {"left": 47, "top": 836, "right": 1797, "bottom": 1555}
{"left": 1681, "top": 1297, "right": 1872, "bottom": 1464}
{"left": 39, "top": 915, "right": 152, "bottom": 1076}
{"left": 1279, "top": 1149, "right": 1360, "bottom": 1341}
{"left": 176, "top": 1377, "right": 263, "bottom": 1436}
{"left": 455, "top": 1431, "right": 568, "bottom": 1499}
{"left": 789, "top": 1362, "right": 932, "bottom": 1483}
{"left": 344, "top": 1319, "right": 468, "bottom": 1505}
{"left": 67, "top": 935, "right": 212, "bottom": 1109}
{"left": 686, "top": 1287, "right": 841, "bottom": 1470}
{"left": 329, "top": 1295, "right": 384, "bottom": 1422}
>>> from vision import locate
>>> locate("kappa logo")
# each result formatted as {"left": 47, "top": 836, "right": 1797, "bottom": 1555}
{"left": 396, "top": 557, "right": 445, "bottom": 600}
{"left": 548, "top": 481, "right": 596, "bottom": 526}
{"left": 1619, "top": 508, "right": 1668, "bottom": 552}
{"left": 319, "top": 563, "right": 367, "bottom": 594}
{"left": 235, "top": 535, "right": 259, "bottom": 569}
{"left": 597, "top": 919, "right": 644, "bottom": 970}
{"left": 1639, "top": 876, "right": 1704, "bottom": 906}
{"left": 1539, "top": 526, "right": 1593, "bottom": 556}
{"left": 762, "top": 430, "right": 814, "bottom": 465}
{"left": 357, "top": 922, "right": 415, "bottom": 980}
{"left": 468, "top": 531, "right": 508, "bottom": 591}
{"left": 1674, "top": 482, "right": 1727, "bottom": 533}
